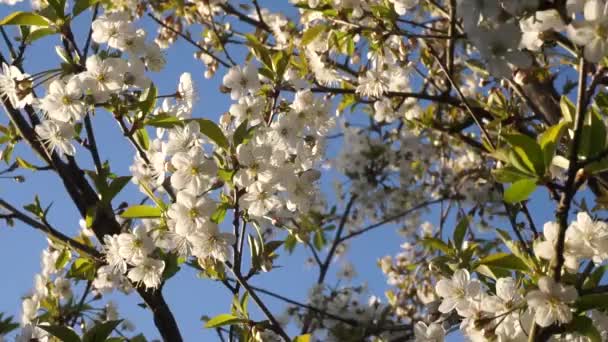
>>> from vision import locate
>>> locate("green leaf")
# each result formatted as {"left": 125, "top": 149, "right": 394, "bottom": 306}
{"left": 477, "top": 252, "right": 529, "bottom": 272}
{"left": 245, "top": 34, "right": 273, "bottom": 70}
{"left": 503, "top": 133, "right": 545, "bottom": 176}
{"left": 0, "top": 12, "right": 50, "bottom": 26}
{"left": 233, "top": 119, "right": 249, "bottom": 147}
{"left": 421, "top": 237, "right": 450, "bottom": 254}
{"left": 538, "top": 121, "right": 567, "bottom": 168}
{"left": 474, "top": 264, "right": 512, "bottom": 280}
{"left": 54, "top": 248, "right": 71, "bottom": 270}
{"left": 102, "top": 176, "right": 131, "bottom": 204}
{"left": 211, "top": 203, "right": 230, "bottom": 224}
{"left": 567, "top": 316, "right": 601, "bottom": 342}
{"left": 583, "top": 265, "right": 608, "bottom": 290}
{"left": 580, "top": 109, "right": 607, "bottom": 159}
{"left": 25, "top": 27, "right": 56, "bottom": 42}
{"left": 575, "top": 294, "right": 608, "bottom": 312}
{"left": 138, "top": 84, "right": 157, "bottom": 119}
{"left": 134, "top": 128, "right": 150, "bottom": 151}
{"left": 204, "top": 314, "right": 248, "bottom": 328}
{"left": 301, "top": 24, "right": 327, "bottom": 45}
{"left": 120, "top": 205, "right": 162, "bottom": 218}
{"left": 82, "top": 320, "right": 122, "bottom": 342}
{"left": 504, "top": 178, "right": 537, "bottom": 203}
{"left": 47, "top": 0, "right": 66, "bottom": 17}
{"left": 39, "top": 325, "right": 81, "bottom": 342}
{"left": 67, "top": 257, "right": 96, "bottom": 280}
{"left": 313, "top": 230, "right": 326, "bottom": 250}
{"left": 561, "top": 96, "right": 576, "bottom": 123}
{"left": 218, "top": 168, "right": 235, "bottom": 183}
{"left": 492, "top": 166, "right": 534, "bottom": 183}
{"left": 144, "top": 114, "right": 182, "bottom": 128}
{"left": 194, "top": 119, "right": 229, "bottom": 149}
{"left": 293, "top": 334, "right": 312, "bottom": 342}
{"left": 73, "top": 0, "right": 100, "bottom": 17}
{"left": 453, "top": 216, "right": 469, "bottom": 250}
{"left": 162, "top": 253, "right": 181, "bottom": 281}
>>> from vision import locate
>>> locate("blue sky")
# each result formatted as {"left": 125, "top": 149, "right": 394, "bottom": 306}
{"left": 0, "top": 1, "right": 566, "bottom": 341}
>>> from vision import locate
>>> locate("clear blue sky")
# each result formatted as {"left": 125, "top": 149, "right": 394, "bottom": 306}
{"left": 0, "top": 2, "right": 560, "bottom": 341}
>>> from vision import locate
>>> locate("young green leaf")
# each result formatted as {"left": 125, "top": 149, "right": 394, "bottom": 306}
{"left": 120, "top": 205, "right": 162, "bottom": 218}
{"left": 0, "top": 12, "right": 50, "bottom": 26}
{"left": 538, "top": 121, "right": 567, "bottom": 168}
{"left": 73, "top": 0, "right": 101, "bottom": 17}
{"left": 82, "top": 320, "right": 122, "bottom": 342}
{"left": 204, "top": 314, "right": 248, "bottom": 328}
{"left": 504, "top": 178, "right": 536, "bottom": 203}
{"left": 293, "top": 334, "right": 312, "bottom": 342}
{"left": 503, "top": 133, "right": 545, "bottom": 176}
{"left": 39, "top": 325, "right": 81, "bottom": 342}
{"left": 194, "top": 119, "right": 229, "bottom": 149}
{"left": 301, "top": 24, "right": 327, "bottom": 45}
{"left": 453, "top": 216, "right": 469, "bottom": 250}
{"left": 567, "top": 316, "right": 601, "bottom": 342}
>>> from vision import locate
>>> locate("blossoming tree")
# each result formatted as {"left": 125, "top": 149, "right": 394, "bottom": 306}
{"left": 3, "top": 0, "right": 608, "bottom": 341}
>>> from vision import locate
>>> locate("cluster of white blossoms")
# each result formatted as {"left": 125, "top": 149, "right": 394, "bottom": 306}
{"left": 284, "top": 284, "right": 410, "bottom": 341}
{"left": 535, "top": 212, "right": 608, "bottom": 271}
{"left": 457, "top": 0, "right": 608, "bottom": 77}
{"left": 0, "top": 11, "right": 166, "bottom": 158}
{"left": 220, "top": 73, "right": 332, "bottom": 222}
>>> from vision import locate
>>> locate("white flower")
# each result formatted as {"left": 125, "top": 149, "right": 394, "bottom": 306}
{"left": 127, "top": 257, "right": 165, "bottom": 289}
{"left": 222, "top": 64, "right": 261, "bottom": 100}
{"left": 234, "top": 142, "right": 273, "bottom": 188}
{"left": 143, "top": 43, "right": 166, "bottom": 72}
{"left": 93, "top": 265, "right": 130, "bottom": 294}
{"left": 15, "top": 325, "right": 48, "bottom": 342}
{"left": 482, "top": 277, "right": 523, "bottom": 313}
{"left": 520, "top": 10, "right": 565, "bottom": 51}
{"left": 40, "top": 248, "right": 59, "bottom": 277}
{"left": 34, "top": 274, "right": 48, "bottom": 299}
{"left": 40, "top": 77, "right": 85, "bottom": 122}
{"left": 0, "top": 63, "right": 33, "bottom": 109}
{"left": 80, "top": 55, "right": 127, "bottom": 102}
{"left": 103, "top": 234, "right": 128, "bottom": 273}
{"left": 373, "top": 97, "right": 396, "bottom": 123}
{"left": 52, "top": 277, "right": 72, "bottom": 300}
{"left": 229, "top": 95, "right": 265, "bottom": 126}
{"left": 170, "top": 147, "right": 218, "bottom": 194}
{"left": 534, "top": 221, "right": 579, "bottom": 271}
{"left": 568, "top": 212, "right": 608, "bottom": 262}
{"left": 162, "top": 121, "right": 202, "bottom": 155}
{"left": 117, "top": 227, "right": 155, "bottom": 265}
{"left": 91, "top": 12, "right": 137, "bottom": 51}
{"left": 35, "top": 119, "right": 76, "bottom": 156}
{"left": 414, "top": 322, "right": 445, "bottom": 342}
{"left": 435, "top": 269, "right": 481, "bottom": 315}
{"left": 177, "top": 72, "right": 196, "bottom": 110}
{"left": 239, "top": 181, "right": 282, "bottom": 218}
{"left": 526, "top": 277, "right": 577, "bottom": 327}
{"left": 21, "top": 297, "right": 39, "bottom": 325}
{"left": 168, "top": 190, "right": 216, "bottom": 235}
{"left": 567, "top": 0, "right": 608, "bottom": 62}
{"left": 469, "top": 23, "right": 532, "bottom": 78}
{"left": 190, "top": 222, "right": 236, "bottom": 261}
{"left": 123, "top": 59, "right": 150, "bottom": 89}
{"left": 356, "top": 69, "right": 389, "bottom": 98}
